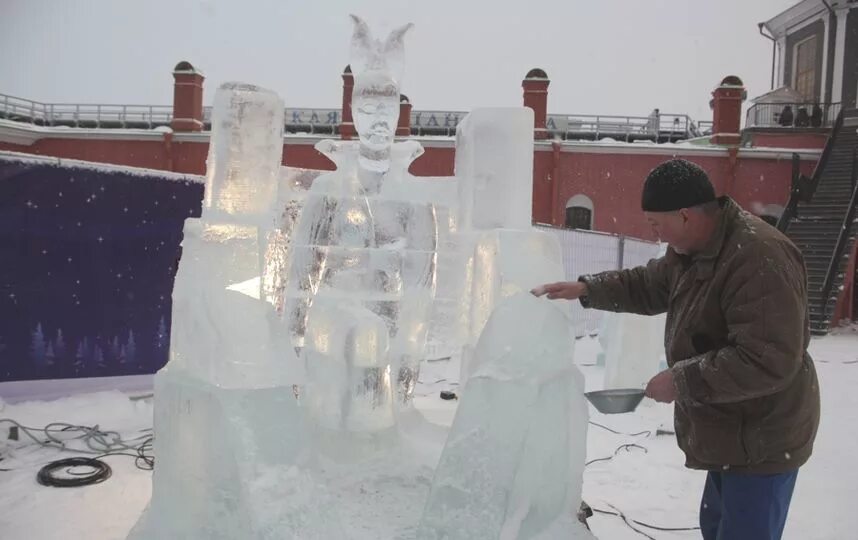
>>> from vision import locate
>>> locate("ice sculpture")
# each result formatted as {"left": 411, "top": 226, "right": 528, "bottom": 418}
{"left": 131, "top": 15, "right": 595, "bottom": 540}
{"left": 128, "top": 83, "right": 312, "bottom": 539}
{"left": 282, "top": 16, "right": 438, "bottom": 434}
{"left": 417, "top": 294, "right": 593, "bottom": 540}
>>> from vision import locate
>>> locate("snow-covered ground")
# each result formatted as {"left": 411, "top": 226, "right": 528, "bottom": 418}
{"left": 1, "top": 329, "right": 856, "bottom": 540}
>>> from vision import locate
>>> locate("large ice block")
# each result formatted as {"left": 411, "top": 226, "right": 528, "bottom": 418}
{"left": 204, "top": 82, "right": 285, "bottom": 220}
{"left": 460, "top": 229, "right": 566, "bottom": 384}
{"left": 602, "top": 312, "right": 666, "bottom": 390}
{"left": 168, "top": 219, "right": 301, "bottom": 388}
{"left": 455, "top": 108, "right": 534, "bottom": 230}
{"left": 128, "top": 372, "right": 344, "bottom": 540}
{"left": 417, "top": 293, "right": 592, "bottom": 540}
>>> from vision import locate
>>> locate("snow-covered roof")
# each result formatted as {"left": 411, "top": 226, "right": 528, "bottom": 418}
{"left": 750, "top": 86, "right": 806, "bottom": 104}
{"left": 0, "top": 150, "right": 205, "bottom": 183}
{"left": 763, "top": 0, "right": 828, "bottom": 38}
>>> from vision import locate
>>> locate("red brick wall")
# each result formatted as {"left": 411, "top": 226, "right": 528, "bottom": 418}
{"left": 747, "top": 132, "right": 829, "bottom": 150}
{"left": 0, "top": 139, "right": 170, "bottom": 170}
{"left": 532, "top": 149, "right": 816, "bottom": 240}
{"left": 1, "top": 136, "right": 815, "bottom": 241}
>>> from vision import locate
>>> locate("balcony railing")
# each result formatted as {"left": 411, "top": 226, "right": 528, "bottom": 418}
{"left": 745, "top": 102, "right": 842, "bottom": 129}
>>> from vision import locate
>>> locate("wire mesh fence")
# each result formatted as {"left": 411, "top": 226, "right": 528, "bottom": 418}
{"left": 536, "top": 226, "right": 661, "bottom": 336}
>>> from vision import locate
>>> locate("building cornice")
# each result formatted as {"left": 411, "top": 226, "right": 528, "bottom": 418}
{"left": 764, "top": 0, "right": 827, "bottom": 38}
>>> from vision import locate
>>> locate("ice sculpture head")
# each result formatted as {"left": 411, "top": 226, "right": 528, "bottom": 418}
{"left": 349, "top": 15, "right": 413, "bottom": 152}
{"left": 352, "top": 73, "right": 400, "bottom": 151}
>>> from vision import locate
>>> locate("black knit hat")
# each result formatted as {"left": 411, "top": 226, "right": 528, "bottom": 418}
{"left": 641, "top": 159, "right": 716, "bottom": 212}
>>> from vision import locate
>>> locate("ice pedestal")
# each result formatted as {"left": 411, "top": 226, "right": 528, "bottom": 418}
{"left": 601, "top": 312, "right": 667, "bottom": 390}
{"left": 127, "top": 372, "right": 343, "bottom": 540}
{"left": 417, "top": 294, "right": 592, "bottom": 540}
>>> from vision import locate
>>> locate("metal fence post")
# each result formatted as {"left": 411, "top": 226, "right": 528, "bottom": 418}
{"left": 617, "top": 235, "right": 626, "bottom": 270}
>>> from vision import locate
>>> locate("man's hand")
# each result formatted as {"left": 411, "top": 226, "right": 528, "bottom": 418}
{"left": 645, "top": 369, "right": 677, "bottom": 403}
{"left": 530, "top": 281, "right": 588, "bottom": 300}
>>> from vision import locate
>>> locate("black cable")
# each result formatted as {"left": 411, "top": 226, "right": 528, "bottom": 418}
{"left": 0, "top": 419, "right": 155, "bottom": 481}
{"left": 36, "top": 457, "right": 112, "bottom": 488}
{"left": 592, "top": 506, "right": 700, "bottom": 533}
{"left": 584, "top": 438, "right": 700, "bottom": 536}
{"left": 589, "top": 420, "right": 651, "bottom": 438}
{"left": 592, "top": 505, "right": 657, "bottom": 540}
{"left": 585, "top": 443, "right": 647, "bottom": 467}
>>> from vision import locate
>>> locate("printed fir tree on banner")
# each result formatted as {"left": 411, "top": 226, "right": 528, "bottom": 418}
{"left": 111, "top": 336, "right": 121, "bottom": 361}
{"left": 30, "top": 323, "right": 48, "bottom": 370}
{"left": 54, "top": 329, "right": 67, "bottom": 361}
{"left": 45, "top": 342, "right": 56, "bottom": 367}
{"left": 155, "top": 316, "right": 168, "bottom": 352}
{"left": 74, "top": 337, "right": 92, "bottom": 372}
{"left": 126, "top": 330, "right": 136, "bottom": 365}
{"left": 93, "top": 344, "right": 106, "bottom": 370}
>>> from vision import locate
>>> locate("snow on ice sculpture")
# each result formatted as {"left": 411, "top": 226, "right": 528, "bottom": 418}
{"left": 417, "top": 293, "right": 593, "bottom": 540}
{"left": 128, "top": 83, "right": 321, "bottom": 539}
{"left": 282, "top": 15, "right": 439, "bottom": 435}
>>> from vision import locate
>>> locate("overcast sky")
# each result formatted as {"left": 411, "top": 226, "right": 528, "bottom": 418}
{"left": 1, "top": 0, "right": 798, "bottom": 121}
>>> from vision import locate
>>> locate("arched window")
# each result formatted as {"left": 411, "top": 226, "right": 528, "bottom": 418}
{"left": 565, "top": 194, "right": 594, "bottom": 230}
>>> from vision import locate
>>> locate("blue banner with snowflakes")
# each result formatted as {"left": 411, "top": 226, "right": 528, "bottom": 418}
{"left": 0, "top": 153, "right": 203, "bottom": 382}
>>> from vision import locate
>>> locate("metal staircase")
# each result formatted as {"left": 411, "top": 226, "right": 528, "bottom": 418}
{"left": 778, "top": 108, "right": 858, "bottom": 334}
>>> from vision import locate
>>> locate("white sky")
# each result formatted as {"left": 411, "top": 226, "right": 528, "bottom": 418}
{"left": 0, "top": 0, "right": 798, "bottom": 121}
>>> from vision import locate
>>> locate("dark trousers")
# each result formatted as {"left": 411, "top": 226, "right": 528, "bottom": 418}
{"left": 700, "top": 470, "right": 798, "bottom": 540}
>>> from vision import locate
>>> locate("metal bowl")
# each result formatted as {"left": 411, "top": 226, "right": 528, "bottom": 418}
{"left": 585, "top": 388, "right": 646, "bottom": 414}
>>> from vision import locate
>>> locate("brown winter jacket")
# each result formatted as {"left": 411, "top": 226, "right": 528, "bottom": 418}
{"left": 580, "top": 197, "right": 820, "bottom": 474}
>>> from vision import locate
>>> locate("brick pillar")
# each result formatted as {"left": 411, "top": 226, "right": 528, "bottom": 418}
{"left": 710, "top": 75, "right": 746, "bottom": 146}
{"left": 340, "top": 65, "right": 356, "bottom": 139}
{"left": 523, "top": 68, "right": 551, "bottom": 140}
{"left": 397, "top": 94, "right": 412, "bottom": 137}
{"left": 171, "top": 61, "right": 204, "bottom": 132}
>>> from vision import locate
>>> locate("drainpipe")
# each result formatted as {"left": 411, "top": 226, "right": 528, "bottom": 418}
{"left": 162, "top": 131, "right": 174, "bottom": 172}
{"left": 727, "top": 147, "right": 739, "bottom": 197}
{"left": 757, "top": 23, "right": 777, "bottom": 90}
{"left": 551, "top": 140, "right": 562, "bottom": 226}
{"left": 820, "top": 0, "right": 836, "bottom": 105}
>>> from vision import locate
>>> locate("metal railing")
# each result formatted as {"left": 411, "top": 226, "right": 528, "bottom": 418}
{"left": 820, "top": 147, "right": 858, "bottom": 309}
{"left": 777, "top": 109, "right": 845, "bottom": 232}
{"left": 745, "top": 102, "right": 842, "bottom": 129}
{"left": 696, "top": 120, "right": 714, "bottom": 136}
{"left": 1, "top": 90, "right": 708, "bottom": 141}
{"left": 548, "top": 112, "right": 704, "bottom": 141}
{"left": 0, "top": 93, "right": 173, "bottom": 128}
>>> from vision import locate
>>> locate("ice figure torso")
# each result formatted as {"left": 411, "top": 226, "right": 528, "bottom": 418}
{"left": 285, "top": 138, "right": 438, "bottom": 432}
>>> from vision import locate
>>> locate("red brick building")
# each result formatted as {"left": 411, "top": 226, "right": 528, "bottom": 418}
{"left": 0, "top": 66, "right": 823, "bottom": 238}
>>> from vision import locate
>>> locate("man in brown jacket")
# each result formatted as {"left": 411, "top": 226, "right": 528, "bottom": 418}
{"left": 533, "top": 159, "right": 820, "bottom": 540}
